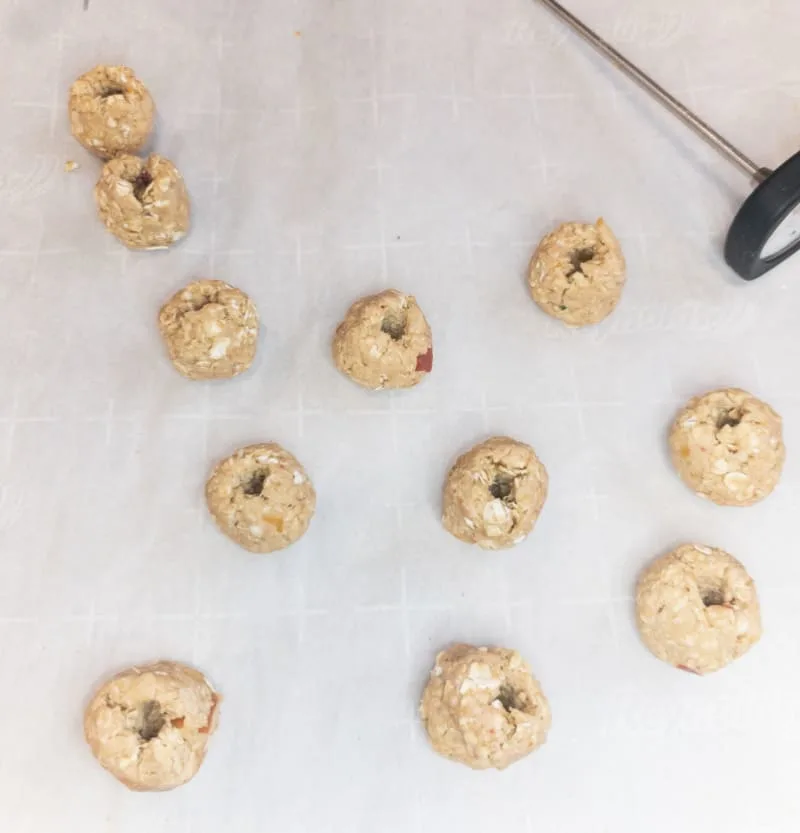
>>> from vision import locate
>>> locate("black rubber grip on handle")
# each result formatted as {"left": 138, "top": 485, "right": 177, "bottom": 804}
{"left": 725, "top": 150, "right": 800, "bottom": 280}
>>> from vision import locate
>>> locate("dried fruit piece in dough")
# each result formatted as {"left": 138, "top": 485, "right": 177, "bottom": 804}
{"left": 84, "top": 661, "right": 220, "bottom": 791}
{"left": 95, "top": 153, "right": 190, "bottom": 250}
{"left": 636, "top": 544, "right": 762, "bottom": 674}
{"left": 442, "top": 436, "right": 548, "bottom": 550}
{"left": 420, "top": 644, "right": 551, "bottom": 770}
{"left": 669, "top": 387, "right": 785, "bottom": 506}
{"left": 206, "top": 443, "right": 316, "bottom": 553}
{"left": 159, "top": 280, "right": 259, "bottom": 380}
{"left": 528, "top": 218, "right": 626, "bottom": 327}
{"left": 332, "top": 289, "right": 433, "bottom": 390}
{"left": 69, "top": 65, "right": 154, "bottom": 159}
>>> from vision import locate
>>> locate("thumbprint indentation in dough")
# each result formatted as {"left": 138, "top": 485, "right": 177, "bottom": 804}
{"left": 242, "top": 470, "right": 268, "bottom": 497}
{"left": 496, "top": 683, "right": 523, "bottom": 712}
{"left": 701, "top": 588, "right": 726, "bottom": 607}
{"left": 100, "top": 86, "right": 125, "bottom": 98}
{"left": 567, "top": 246, "right": 596, "bottom": 277}
{"left": 188, "top": 293, "right": 214, "bottom": 312}
{"left": 138, "top": 700, "right": 166, "bottom": 741}
{"left": 489, "top": 472, "right": 516, "bottom": 503}
{"left": 381, "top": 311, "right": 407, "bottom": 340}
{"left": 716, "top": 408, "right": 743, "bottom": 431}
{"left": 132, "top": 170, "right": 153, "bottom": 202}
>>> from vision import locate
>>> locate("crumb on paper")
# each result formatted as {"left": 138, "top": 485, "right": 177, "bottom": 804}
{"left": 294, "top": 30, "right": 302, "bottom": 37}
{"left": 64, "top": 160, "right": 80, "bottom": 172}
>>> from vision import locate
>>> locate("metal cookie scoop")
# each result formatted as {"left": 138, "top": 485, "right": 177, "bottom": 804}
{"left": 537, "top": 0, "right": 800, "bottom": 281}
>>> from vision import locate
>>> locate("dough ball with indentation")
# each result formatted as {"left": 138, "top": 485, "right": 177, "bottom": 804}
{"left": 95, "top": 153, "right": 190, "bottom": 250}
{"left": 84, "top": 661, "right": 219, "bottom": 792}
{"left": 69, "top": 65, "right": 154, "bottom": 159}
{"left": 669, "top": 387, "right": 785, "bottom": 506}
{"left": 420, "top": 644, "right": 551, "bottom": 770}
{"left": 442, "top": 436, "right": 548, "bottom": 550}
{"left": 159, "top": 280, "right": 259, "bottom": 380}
{"left": 636, "top": 544, "right": 762, "bottom": 675}
{"left": 332, "top": 289, "right": 433, "bottom": 390}
{"left": 528, "top": 218, "right": 626, "bottom": 327}
{"left": 206, "top": 443, "right": 316, "bottom": 553}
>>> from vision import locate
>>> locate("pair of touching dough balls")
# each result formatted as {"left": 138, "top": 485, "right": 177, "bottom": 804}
{"left": 84, "top": 661, "right": 219, "bottom": 791}
{"left": 69, "top": 66, "right": 191, "bottom": 250}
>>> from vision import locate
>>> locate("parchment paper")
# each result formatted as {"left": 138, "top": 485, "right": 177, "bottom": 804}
{"left": 1, "top": 1, "right": 799, "bottom": 831}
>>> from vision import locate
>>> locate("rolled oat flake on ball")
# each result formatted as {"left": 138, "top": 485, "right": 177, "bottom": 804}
{"left": 69, "top": 65, "right": 155, "bottom": 159}
{"left": 332, "top": 289, "right": 433, "bottom": 390}
{"left": 669, "top": 387, "right": 785, "bottom": 506}
{"left": 528, "top": 218, "right": 626, "bottom": 327}
{"left": 636, "top": 544, "right": 762, "bottom": 675}
{"left": 159, "top": 279, "right": 259, "bottom": 380}
{"left": 206, "top": 443, "right": 316, "bottom": 553}
{"left": 420, "top": 643, "right": 551, "bottom": 770}
{"left": 95, "top": 153, "right": 190, "bottom": 250}
{"left": 84, "top": 661, "right": 220, "bottom": 791}
{"left": 442, "top": 436, "right": 548, "bottom": 550}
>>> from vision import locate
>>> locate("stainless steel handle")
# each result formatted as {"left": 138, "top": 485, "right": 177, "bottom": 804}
{"left": 536, "top": 0, "right": 765, "bottom": 181}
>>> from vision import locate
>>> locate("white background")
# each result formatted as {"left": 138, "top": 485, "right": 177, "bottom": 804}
{"left": 1, "top": 1, "right": 799, "bottom": 831}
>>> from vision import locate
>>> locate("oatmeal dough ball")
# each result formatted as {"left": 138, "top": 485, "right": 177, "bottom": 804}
{"left": 420, "top": 644, "right": 551, "bottom": 770}
{"left": 95, "top": 153, "right": 190, "bottom": 250}
{"left": 528, "top": 218, "right": 626, "bottom": 327}
{"left": 636, "top": 544, "right": 762, "bottom": 675}
{"left": 159, "top": 280, "right": 259, "bottom": 380}
{"left": 332, "top": 289, "right": 433, "bottom": 390}
{"left": 442, "top": 436, "right": 548, "bottom": 550}
{"left": 206, "top": 443, "right": 316, "bottom": 553}
{"left": 84, "top": 661, "right": 219, "bottom": 791}
{"left": 669, "top": 387, "right": 785, "bottom": 507}
{"left": 69, "top": 65, "right": 155, "bottom": 159}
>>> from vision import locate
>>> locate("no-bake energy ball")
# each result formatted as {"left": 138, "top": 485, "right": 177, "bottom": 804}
{"left": 528, "top": 219, "right": 626, "bottom": 327}
{"left": 442, "top": 437, "right": 548, "bottom": 550}
{"left": 159, "top": 280, "right": 259, "bottom": 380}
{"left": 84, "top": 661, "right": 219, "bottom": 791}
{"left": 636, "top": 544, "right": 762, "bottom": 675}
{"left": 669, "top": 387, "right": 785, "bottom": 506}
{"left": 420, "top": 644, "right": 551, "bottom": 770}
{"left": 69, "top": 65, "right": 154, "bottom": 159}
{"left": 206, "top": 443, "right": 316, "bottom": 554}
{"left": 333, "top": 289, "right": 433, "bottom": 390}
{"left": 95, "top": 153, "right": 190, "bottom": 250}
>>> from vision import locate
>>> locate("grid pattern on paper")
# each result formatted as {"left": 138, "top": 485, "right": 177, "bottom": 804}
{"left": 1, "top": 1, "right": 800, "bottom": 831}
